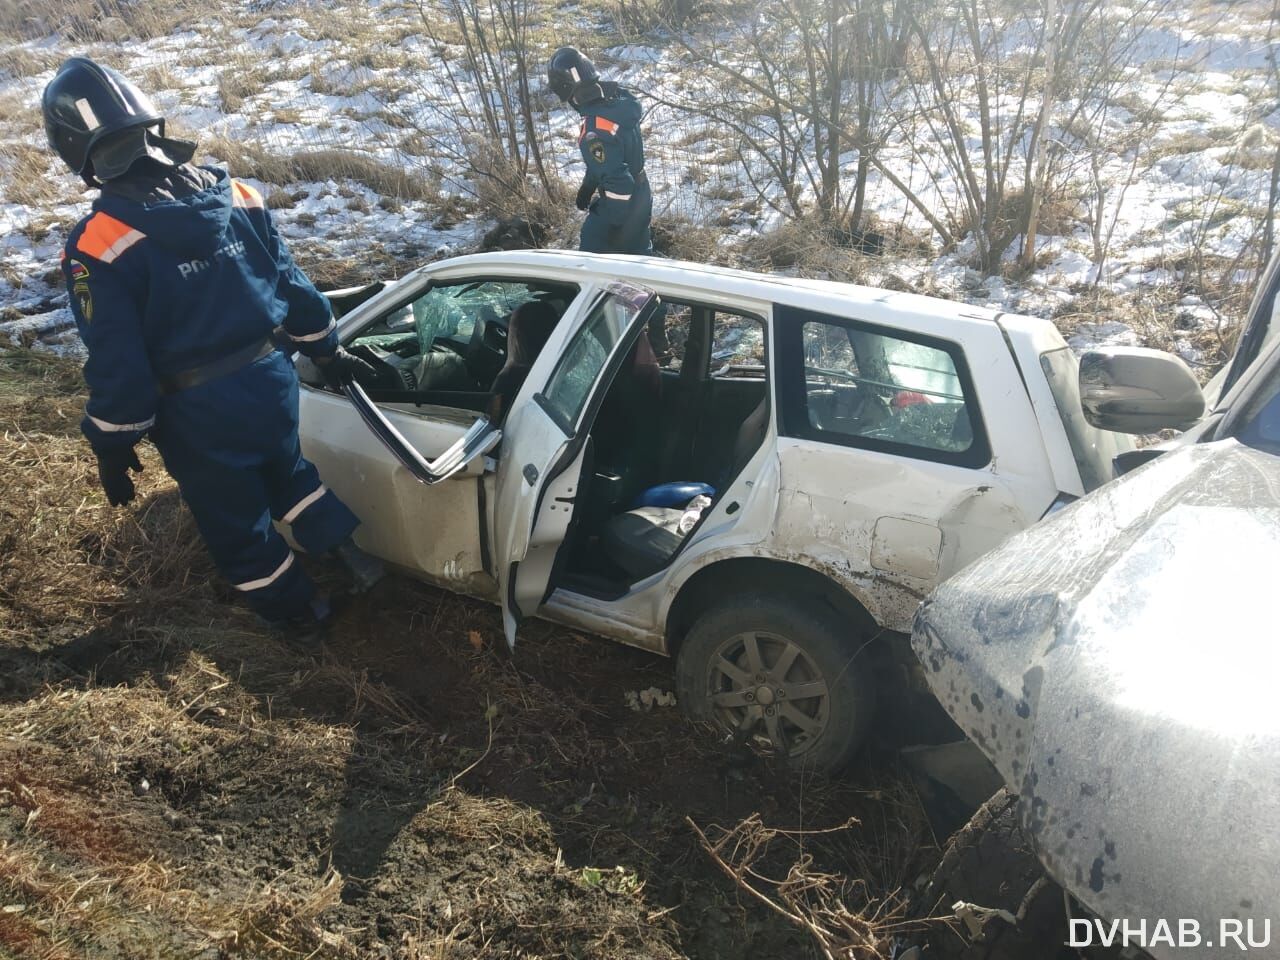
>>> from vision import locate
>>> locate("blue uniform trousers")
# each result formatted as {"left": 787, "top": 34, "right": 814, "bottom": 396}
{"left": 580, "top": 180, "right": 653, "bottom": 255}
{"left": 151, "top": 351, "right": 358, "bottom": 621}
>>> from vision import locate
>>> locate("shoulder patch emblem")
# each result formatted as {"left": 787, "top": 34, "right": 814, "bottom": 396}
{"left": 68, "top": 259, "right": 90, "bottom": 282}
{"left": 74, "top": 282, "right": 93, "bottom": 323}
{"left": 589, "top": 140, "right": 606, "bottom": 164}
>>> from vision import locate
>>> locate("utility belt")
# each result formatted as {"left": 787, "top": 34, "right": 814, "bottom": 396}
{"left": 158, "top": 337, "right": 276, "bottom": 395}
{"left": 598, "top": 170, "right": 647, "bottom": 199}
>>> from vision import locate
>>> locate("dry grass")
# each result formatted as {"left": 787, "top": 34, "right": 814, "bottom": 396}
{"left": 0, "top": 141, "right": 80, "bottom": 207}
{"left": 0, "top": 0, "right": 217, "bottom": 42}
{"left": 201, "top": 135, "right": 439, "bottom": 202}
{"left": 743, "top": 217, "right": 880, "bottom": 282}
{"left": 0, "top": 46, "right": 61, "bottom": 80}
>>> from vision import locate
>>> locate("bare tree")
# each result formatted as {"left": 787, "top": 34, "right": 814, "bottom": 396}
{"left": 887, "top": 0, "right": 1121, "bottom": 274}
{"left": 655, "top": 0, "right": 913, "bottom": 229}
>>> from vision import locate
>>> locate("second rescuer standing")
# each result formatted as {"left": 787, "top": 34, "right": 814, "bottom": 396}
{"left": 547, "top": 47, "right": 670, "bottom": 359}
{"left": 43, "top": 56, "right": 382, "bottom": 630}
{"left": 547, "top": 47, "right": 652, "bottom": 257}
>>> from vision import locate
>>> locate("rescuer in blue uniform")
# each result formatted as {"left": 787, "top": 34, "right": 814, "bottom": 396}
{"left": 547, "top": 47, "right": 653, "bottom": 256}
{"left": 43, "top": 57, "right": 382, "bottom": 630}
{"left": 547, "top": 47, "right": 669, "bottom": 358}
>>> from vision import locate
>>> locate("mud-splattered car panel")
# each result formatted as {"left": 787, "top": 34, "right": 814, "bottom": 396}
{"left": 912, "top": 439, "right": 1280, "bottom": 957}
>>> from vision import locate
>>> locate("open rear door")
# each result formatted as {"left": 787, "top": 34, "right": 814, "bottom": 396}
{"left": 494, "top": 283, "right": 659, "bottom": 650}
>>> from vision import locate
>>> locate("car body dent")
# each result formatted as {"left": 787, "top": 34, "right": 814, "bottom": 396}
{"left": 771, "top": 435, "right": 1040, "bottom": 634}
{"left": 911, "top": 439, "right": 1280, "bottom": 959}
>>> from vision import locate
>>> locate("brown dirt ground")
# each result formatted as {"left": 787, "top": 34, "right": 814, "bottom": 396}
{"left": 0, "top": 348, "right": 938, "bottom": 959}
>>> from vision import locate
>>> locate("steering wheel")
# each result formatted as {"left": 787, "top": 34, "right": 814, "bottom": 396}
{"left": 348, "top": 343, "right": 418, "bottom": 391}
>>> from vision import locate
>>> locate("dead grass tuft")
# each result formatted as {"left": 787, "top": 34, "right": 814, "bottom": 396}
{"left": 0, "top": 0, "right": 216, "bottom": 41}
{"left": 0, "top": 141, "right": 79, "bottom": 207}
{"left": 201, "top": 135, "right": 438, "bottom": 201}
{"left": 688, "top": 775, "right": 930, "bottom": 960}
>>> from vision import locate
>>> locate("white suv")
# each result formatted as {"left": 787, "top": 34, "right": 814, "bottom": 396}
{"left": 295, "top": 251, "right": 1200, "bottom": 771}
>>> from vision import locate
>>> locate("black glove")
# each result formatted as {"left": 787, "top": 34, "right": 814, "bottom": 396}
{"left": 575, "top": 180, "right": 596, "bottom": 212}
{"left": 316, "top": 347, "right": 380, "bottom": 389}
{"left": 96, "top": 446, "right": 143, "bottom": 507}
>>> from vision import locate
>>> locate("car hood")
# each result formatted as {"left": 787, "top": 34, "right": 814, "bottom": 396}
{"left": 912, "top": 438, "right": 1280, "bottom": 956}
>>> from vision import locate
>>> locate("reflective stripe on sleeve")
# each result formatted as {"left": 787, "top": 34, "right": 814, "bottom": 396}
{"left": 77, "top": 212, "right": 146, "bottom": 263}
{"left": 288, "top": 318, "right": 336, "bottom": 342}
{"left": 282, "top": 484, "right": 328, "bottom": 524}
{"left": 231, "top": 180, "right": 265, "bottom": 209}
{"left": 604, "top": 191, "right": 632, "bottom": 201}
{"left": 87, "top": 413, "right": 155, "bottom": 433}
{"left": 232, "top": 552, "right": 295, "bottom": 592}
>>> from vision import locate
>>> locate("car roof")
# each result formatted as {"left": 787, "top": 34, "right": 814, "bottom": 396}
{"left": 428, "top": 249, "right": 1035, "bottom": 332}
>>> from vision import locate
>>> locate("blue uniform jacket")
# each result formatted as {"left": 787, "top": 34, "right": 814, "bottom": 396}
{"left": 576, "top": 86, "right": 646, "bottom": 227}
{"left": 61, "top": 165, "right": 337, "bottom": 452}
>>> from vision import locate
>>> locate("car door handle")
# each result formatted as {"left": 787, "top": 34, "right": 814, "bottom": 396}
{"left": 522, "top": 463, "right": 539, "bottom": 485}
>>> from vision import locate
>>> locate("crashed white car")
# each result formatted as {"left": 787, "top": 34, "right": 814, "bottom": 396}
{"left": 295, "top": 250, "right": 1198, "bottom": 770}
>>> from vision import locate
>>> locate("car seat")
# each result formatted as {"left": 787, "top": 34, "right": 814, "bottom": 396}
{"left": 601, "top": 394, "right": 769, "bottom": 580}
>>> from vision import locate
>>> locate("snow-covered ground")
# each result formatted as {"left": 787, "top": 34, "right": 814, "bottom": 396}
{"left": 1, "top": 0, "right": 1276, "bottom": 365}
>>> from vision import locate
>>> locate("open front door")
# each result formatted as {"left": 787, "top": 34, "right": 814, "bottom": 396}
{"left": 494, "top": 283, "right": 659, "bottom": 650}
{"left": 341, "top": 377, "right": 500, "bottom": 484}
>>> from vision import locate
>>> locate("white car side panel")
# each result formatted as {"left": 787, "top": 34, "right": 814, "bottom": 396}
{"left": 308, "top": 251, "right": 1087, "bottom": 650}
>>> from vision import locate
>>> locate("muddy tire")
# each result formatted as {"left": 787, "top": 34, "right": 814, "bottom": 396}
{"left": 674, "top": 594, "right": 874, "bottom": 772}
{"left": 915, "top": 788, "right": 1074, "bottom": 960}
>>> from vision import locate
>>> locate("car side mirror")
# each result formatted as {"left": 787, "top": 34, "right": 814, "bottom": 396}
{"left": 1079, "top": 347, "right": 1206, "bottom": 433}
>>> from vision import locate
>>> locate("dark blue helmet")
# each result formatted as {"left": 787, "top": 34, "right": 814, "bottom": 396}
{"left": 547, "top": 47, "right": 598, "bottom": 103}
{"left": 42, "top": 57, "right": 166, "bottom": 181}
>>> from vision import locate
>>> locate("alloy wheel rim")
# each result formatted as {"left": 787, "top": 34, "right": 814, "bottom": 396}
{"left": 705, "top": 630, "right": 830, "bottom": 758}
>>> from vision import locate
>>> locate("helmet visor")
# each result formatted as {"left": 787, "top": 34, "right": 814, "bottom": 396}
{"left": 89, "top": 123, "right": 191, "bottom": 180}
{"left": 548, "top": 72, "right": 574, "bottom": 102}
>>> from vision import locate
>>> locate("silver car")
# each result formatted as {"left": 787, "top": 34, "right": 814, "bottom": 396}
{"left": 908, "top": 252, "right": 1280, "bottom": 959}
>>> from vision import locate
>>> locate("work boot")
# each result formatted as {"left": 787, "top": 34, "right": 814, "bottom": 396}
{"left": 264, "top": 594, "right": 336, "bottom": 649}
{"left": 333, "top": 539, "right": 385, "bottom": 593}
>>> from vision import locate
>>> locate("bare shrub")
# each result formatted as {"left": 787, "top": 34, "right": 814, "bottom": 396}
{"left": 659, "top": 0, "right": 913, "bottom": 229}
{"left": 384, "top": 0, "right": 561, "bottom": 221}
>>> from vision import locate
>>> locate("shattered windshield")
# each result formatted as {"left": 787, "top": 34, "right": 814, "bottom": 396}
{"left": 409, "top": 282, "right": 538, "bottom": 354}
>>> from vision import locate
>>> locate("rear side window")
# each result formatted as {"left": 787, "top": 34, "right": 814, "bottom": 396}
{"left": 711, "top": 312, "right": 766, "bottom": 379}
{"left": 775, "top": 305, "right": 988, "bottom": 467}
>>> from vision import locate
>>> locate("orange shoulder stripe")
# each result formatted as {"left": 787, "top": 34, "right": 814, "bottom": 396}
{"left": 232, "top": 180, "right": 265, "bottom": 209}
{"left": 76, "top": 211, "right": 146, "bottom": 264}
{"left": 593, "top": 116, "right": 619, "bottom": 135}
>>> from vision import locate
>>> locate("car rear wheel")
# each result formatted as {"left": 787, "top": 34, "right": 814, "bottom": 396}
{"left": 675, "top": 595, "right": 875, "bottom": 772}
